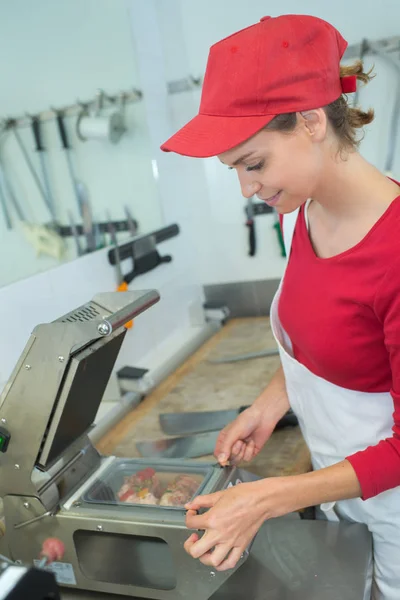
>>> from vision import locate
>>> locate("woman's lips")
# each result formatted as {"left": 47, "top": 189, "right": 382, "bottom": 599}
{"left": 261, "top": 190, "right": 282, "bottom": 206}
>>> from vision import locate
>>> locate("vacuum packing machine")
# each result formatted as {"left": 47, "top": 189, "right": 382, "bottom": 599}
{"left": 0, "top": 290, "right": 373, "bottom": 600}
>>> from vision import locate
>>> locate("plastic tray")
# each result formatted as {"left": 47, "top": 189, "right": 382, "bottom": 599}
{"left": 82, "top": 460, "right": 213, "bottom": 510}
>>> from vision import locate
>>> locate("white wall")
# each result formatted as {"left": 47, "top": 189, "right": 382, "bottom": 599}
{"left": 0, "top": 0, "right": 210, "bottom": 413}
{"left": 0, "top": 0, "right": 163, "bottom": 287}
{"left": 156, "top": 0, "right": 400, "bottom": 285}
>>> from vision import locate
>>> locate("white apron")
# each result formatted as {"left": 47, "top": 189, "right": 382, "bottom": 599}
{"left": 270, "top": 208, "right": 400, "bottom": 600}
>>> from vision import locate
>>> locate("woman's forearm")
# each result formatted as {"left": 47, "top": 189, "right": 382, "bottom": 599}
{"left": 256, "top": 460, "right": 362, "bottom": 520}
{"left": 290, "top": 460, "right": 362, "bottom": 508}
{"left": 252, "top": 365, "right": 290, "bottom": 421}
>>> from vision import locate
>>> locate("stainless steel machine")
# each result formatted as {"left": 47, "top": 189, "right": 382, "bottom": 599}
{"left": 0, "top": 290, "right": 373, "bottom": 600}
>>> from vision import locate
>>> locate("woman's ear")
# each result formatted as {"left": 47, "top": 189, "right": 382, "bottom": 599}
{"left": 298, "top": 109, "right": 327, "bottom": 142}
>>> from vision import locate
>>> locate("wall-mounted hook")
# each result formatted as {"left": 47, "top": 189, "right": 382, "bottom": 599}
{"left": 76, "top": 100, "right": 91, "bottom": 142}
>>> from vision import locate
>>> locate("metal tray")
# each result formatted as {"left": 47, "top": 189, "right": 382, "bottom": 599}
{"left": 82, "top": 460, "right": 213, "bottom": 510}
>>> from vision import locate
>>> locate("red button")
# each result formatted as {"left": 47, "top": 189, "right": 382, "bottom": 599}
{"left": 260, "top": 16, "right": 271, "bottom": 22}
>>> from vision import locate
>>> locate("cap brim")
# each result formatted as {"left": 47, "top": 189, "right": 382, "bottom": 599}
{"left": 160, "top": 113, "right": 275, "bottom": 158}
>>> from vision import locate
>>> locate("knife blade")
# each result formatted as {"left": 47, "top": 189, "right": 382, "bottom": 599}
{"left": 208, "top": 348, "right": 279, "bottom": 364}
{"left": 160, "top": 406, "right": 249, "bottom": 436}
{"left": 138, "top": 411, "right": 298, "bottom": 459}
{"left": 136, "top": 430, "right": 220, "bottom": 459}
{"left": 159, "top": 408, "right": 298, "bottom": 436}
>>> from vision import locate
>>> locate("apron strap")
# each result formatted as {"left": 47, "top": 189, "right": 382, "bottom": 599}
{"left": 282, "top": 207, "right": 300, "bottom": 258}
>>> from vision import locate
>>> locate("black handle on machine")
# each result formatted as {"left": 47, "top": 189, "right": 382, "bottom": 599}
{"left": 56, "top": 113, "right": 70, "bottom": 150}
{"left": 31, "top": 117, "right": 44, "bottom": 152}
{"left": 247, "top": 218, "right": 256, "bottom": 256}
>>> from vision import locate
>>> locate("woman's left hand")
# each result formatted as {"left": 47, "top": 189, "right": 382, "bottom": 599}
{"left": 184, "top": 479, "right": 292, "bottom": 571}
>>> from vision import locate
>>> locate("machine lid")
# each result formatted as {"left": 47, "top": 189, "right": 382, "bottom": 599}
{"left": 0, "top": 290, "right": 160, "bottom": 484}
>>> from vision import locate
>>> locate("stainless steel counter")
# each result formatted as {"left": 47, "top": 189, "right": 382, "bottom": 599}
{"left": 61, "top": 517, "right": 371, "bottom": 600}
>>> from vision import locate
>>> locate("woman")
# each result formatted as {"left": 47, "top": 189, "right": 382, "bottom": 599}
{"left": 161, "top": 14, "right": 400, "bottom": 599}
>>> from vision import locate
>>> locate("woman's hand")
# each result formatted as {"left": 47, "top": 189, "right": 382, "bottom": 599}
{"left": 214, "top": 406, "right": 275, "bottom": 465}
{"left": 215, "top": 366, "right": 290, "bottom": 466}
{"left": 184, "top": 479, "right": 293, "bottom": 571}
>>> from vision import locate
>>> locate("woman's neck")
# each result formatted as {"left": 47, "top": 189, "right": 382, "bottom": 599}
{"left": 311, "top": 150, "right": 400, "bottom": 223}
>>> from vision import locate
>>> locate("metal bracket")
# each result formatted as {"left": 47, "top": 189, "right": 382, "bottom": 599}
{"left": 107, "top": 223, "right": 179, "bottom": 265}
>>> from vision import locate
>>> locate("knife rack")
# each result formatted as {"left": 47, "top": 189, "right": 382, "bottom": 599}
{"left": 107, "top": 223, "right": 179, "bottom": 282}
{"left": 57, "top": 218, "right": 139, "bottom": 239}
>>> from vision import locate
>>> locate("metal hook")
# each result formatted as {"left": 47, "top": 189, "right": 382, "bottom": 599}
{"left": 75, "top": 99, "right": 90, "bottom": 142}
{"left": 50, "top": 105, "right": 64, "bottom": 117}
{"left": 132, "top": 88, "right": 143, "bottom": 100}
{"left": 190, "top": 75, "right": 202, "bottom": 87}
{"left": 94, "top": 89, "right": 105, "bottom": 116}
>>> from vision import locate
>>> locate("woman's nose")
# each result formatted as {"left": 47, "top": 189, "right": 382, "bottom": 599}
{"left": 238, "top": 173, "right": 261, "bottom": 198}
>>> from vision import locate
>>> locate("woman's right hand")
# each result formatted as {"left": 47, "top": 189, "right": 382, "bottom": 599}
{"left": 214, "top": 406, "right": 278, "bottom": 465}
{"left": 214, "top": 367, "right": 290, "bottom": 466}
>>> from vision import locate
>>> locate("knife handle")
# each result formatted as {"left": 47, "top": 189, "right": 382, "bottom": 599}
{"left": 246, "top": 219, "right": 256, "bottom": 256}
{"left": 32, "top": 117, "right": 44, "bottom": 152}
{"left": 274, "top": 410, "right": 298, "bottom": 429}
{"left": 56, "top": 113, "right": 70, "bottom": 149}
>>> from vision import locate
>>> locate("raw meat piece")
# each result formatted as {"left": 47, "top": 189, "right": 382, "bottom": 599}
{"left": 123, "top": 491, "right": 158, "bottom": 505}
{"left": 117, "top": 467, "right": 161, "bottom": 503}
{"left": 159, "top": 475, "right": 200, "bottom": 507}
{"left": 116, "top": 469, "right": 201, "bottom": 507}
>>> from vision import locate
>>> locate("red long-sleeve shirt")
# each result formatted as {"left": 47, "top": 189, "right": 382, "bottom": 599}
{"left": 278, "top": 198, "right": 400, "bottom": 500}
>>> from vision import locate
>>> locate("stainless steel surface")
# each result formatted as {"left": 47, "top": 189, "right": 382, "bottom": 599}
{"left": 159, "top": 408, "right": 298, "bottom": 436}
{"left": 61, "top": 518, "right": 371, "bottom": 600}
{"left": 3, "top": 463, "right": 256, "bottom": 599}
{"left": 93, "top": 291, "right": 159, "bottom": 333}
{"left": 14, "top": 510, "right": 53, "bottom": 531}
{"left": 136, "top": 431, "right": 220, "bottom": 459}
{"left": 203, "top": 279, "right": 280, "bottom": 317}
{"left": 160, "top": 408, "right": 239, "bottom": 436}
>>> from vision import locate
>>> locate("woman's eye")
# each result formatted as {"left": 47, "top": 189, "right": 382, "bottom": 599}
{"left": 245, "top": 161, "right": 264, "bottom": 172}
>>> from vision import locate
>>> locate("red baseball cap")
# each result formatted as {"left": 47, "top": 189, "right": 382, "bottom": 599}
{"left": 161, "top": 14, "right": 355, "bottom": 158}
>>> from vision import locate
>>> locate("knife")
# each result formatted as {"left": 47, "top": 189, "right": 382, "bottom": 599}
{"left": 159, "top": 408, "right": 298, "bottom": 437}
{"left": 136, "top": 431, "right": 220, "bottom": 459}
{"left": 245, "top": 196, "right": 256, "bottom": 256}
{"left": 137, "top": 410, "right": 298, "bottom": 459}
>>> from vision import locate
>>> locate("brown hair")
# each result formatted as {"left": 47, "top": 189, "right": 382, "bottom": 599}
{"left": 267, "top": 61, "right": 375, "bottom": 151}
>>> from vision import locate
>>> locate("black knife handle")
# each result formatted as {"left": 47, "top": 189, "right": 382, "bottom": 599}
{"left": 56, "top": 113, "right": 70, "bottom": 149}
{"left": 31, "top": 117, "right": 44, "bottom": 152}
{"left": 246, "top": 219, "right": 256, "bottom": 256}
{"left": 274, "top": 411, "right": 298, "bottom": 429}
